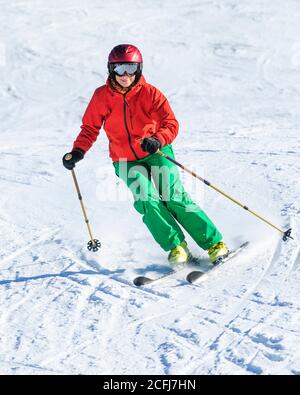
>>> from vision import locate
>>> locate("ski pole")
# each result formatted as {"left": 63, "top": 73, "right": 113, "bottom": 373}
{"left": 71, "top": 169, "right": 101, "bottom": 251}
{"left": 157, "top": 150, "right": 293, "bottom": 241}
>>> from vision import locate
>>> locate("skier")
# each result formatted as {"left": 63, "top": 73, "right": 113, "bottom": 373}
{"left": 62, "top": 44, "right": 229, "bottom": 265}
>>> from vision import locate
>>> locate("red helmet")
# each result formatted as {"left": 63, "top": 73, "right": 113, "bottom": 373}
{"left": 108, "top": 44, "right": 143, "bottom": 63}
{"left": 107, "top": 44, "right": 143, "bottom": 83}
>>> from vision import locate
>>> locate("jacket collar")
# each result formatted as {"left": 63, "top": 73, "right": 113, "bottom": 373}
{"left": 106, "top": 75, "right": 146, "bottom": 96}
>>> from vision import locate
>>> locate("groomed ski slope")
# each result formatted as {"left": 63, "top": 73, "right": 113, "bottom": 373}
{"left": 0, "top": 0, "right": 300, "bottom": 375}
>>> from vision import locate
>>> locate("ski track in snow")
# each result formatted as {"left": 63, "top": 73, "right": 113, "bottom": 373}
{"left": 185, "top": 239, "right": 300, "bottom": 375}
{"left": 1, "top": 0, "right": 300, "bottom": 375}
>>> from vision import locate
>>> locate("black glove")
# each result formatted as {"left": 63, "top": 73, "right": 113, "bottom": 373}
{"left": 141, "top": 137, "right": 161, "bottom": 154}
{"left": 62, "top": 149, "right": 84, "bottom": 170}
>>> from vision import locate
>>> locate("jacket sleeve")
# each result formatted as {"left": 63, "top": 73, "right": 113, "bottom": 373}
{"left": 150, "top": 87, "right": 179, "bottom": 146}
{"left": 72, "top": 89, "right": 104, "bottom": 153}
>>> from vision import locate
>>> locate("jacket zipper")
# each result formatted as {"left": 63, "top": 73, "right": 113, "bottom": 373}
{"left": 123, "top": 95, "right": 139, "bottom": 160}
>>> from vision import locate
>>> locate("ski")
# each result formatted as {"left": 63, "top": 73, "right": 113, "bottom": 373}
{"left": 186, "top": 241, "right": 250, "bottom": 284}
{"left": 133, "top": 264, "right": 186, "bottom": 286}
{"left": 133, "top": 251, "right": 204, "bottom": 286}
{"left": 133, "top": 242, "right": 249, "bottom": 287}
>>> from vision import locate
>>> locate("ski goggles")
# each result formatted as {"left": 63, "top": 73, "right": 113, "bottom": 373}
{"left": 112, "top": 63, "right": 139, "bottom": 76}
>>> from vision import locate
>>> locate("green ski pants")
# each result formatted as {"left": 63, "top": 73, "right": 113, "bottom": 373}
{"left": 113, "top": 145, "right": 222, "bottom": 251}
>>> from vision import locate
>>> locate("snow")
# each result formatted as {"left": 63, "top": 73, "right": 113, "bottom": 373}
{"left": 0, "top": 0, "right": 300, "bottom": 375}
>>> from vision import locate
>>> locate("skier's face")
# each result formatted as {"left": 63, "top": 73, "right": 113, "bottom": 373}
{"left": 115, "top": 73, "right": 136, "bottom": 88}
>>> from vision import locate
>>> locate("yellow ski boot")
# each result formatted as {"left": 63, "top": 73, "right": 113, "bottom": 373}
{"left": 207, "top": 241, "right": 229, "bottom": 264}
{"left": 168, "top": 241, "right": 191, "bottom": 267}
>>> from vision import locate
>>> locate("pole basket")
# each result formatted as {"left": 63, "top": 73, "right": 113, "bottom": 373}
{"left": 282, "top": 228, "right": 293, "bottom": 242}
{"left": 87, "top": 239, "right": 102, "bottom": 252}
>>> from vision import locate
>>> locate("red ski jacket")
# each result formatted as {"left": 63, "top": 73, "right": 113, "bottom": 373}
{"left": 72, "top": 76, "right": 179, "bottom": 162}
